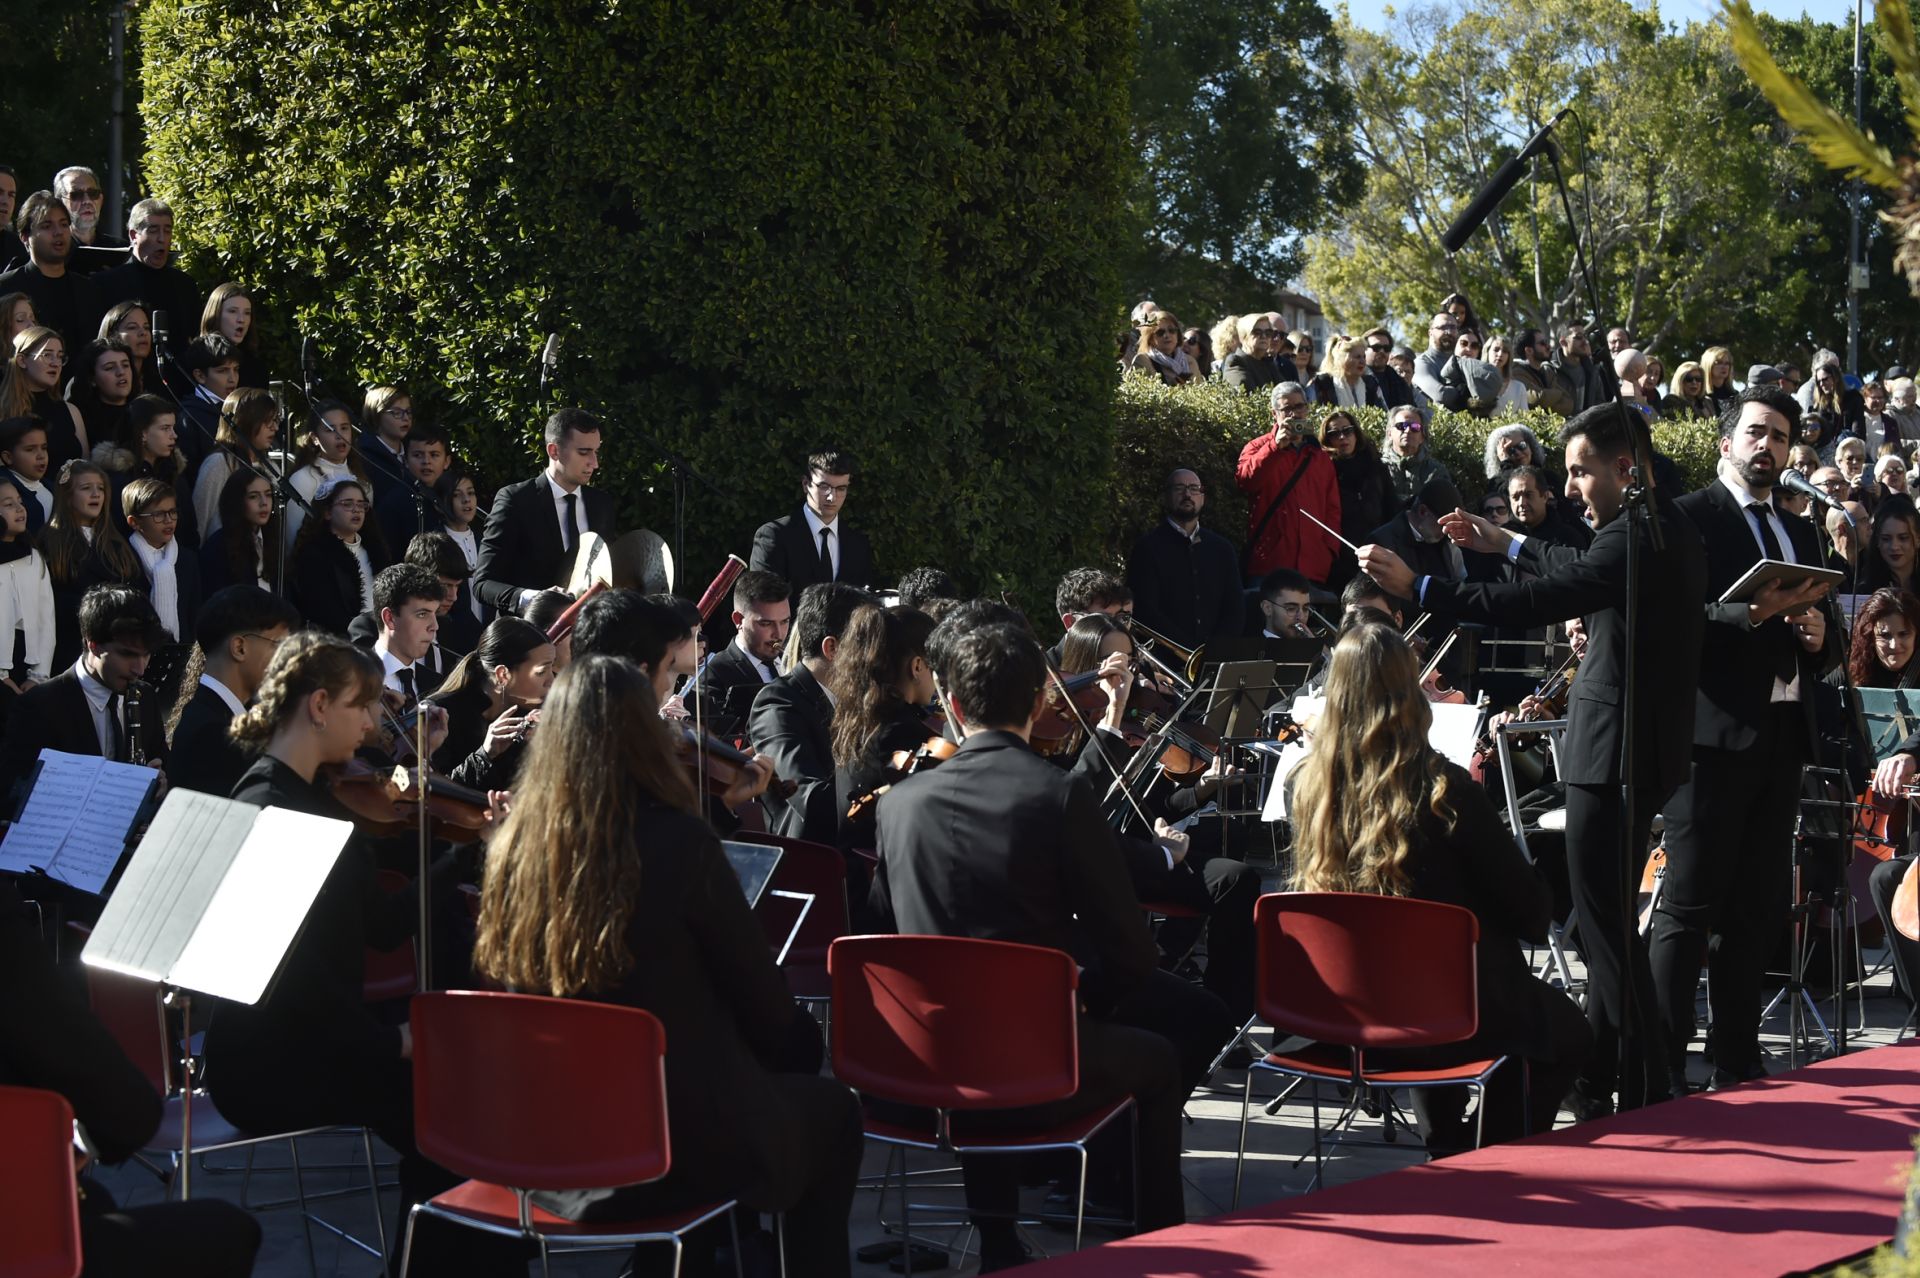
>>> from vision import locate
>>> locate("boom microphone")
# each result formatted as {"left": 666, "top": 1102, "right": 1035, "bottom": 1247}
{"left": 1778, "top": 468, "right": 1855, "bottom": 525}
{"left": 1440, "top": 106, "right": 1574, "bottom": 254}
{"left": 540, "top": 333, "right": 561, "bottom": 394}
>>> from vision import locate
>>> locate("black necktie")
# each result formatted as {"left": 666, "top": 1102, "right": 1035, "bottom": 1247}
{"left": 1747, "top": 501, "right": 1785, "bottom": 562}
{"left": 105, "top": 691, "right": 127, "bottom": 762}
{"left": 397, "top": 667, "right": 417, "bottom": 705}
{"left": 562, "top": 492, "right": 579, "bottom": 556}
{"left": 762, "top": 658, "right": 778, "bottom": 681}
{"left": 818, "top": 526, "right": 833, "bottom": 581}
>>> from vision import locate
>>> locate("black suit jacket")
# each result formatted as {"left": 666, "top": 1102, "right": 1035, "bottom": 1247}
{"left": 168, "top": 682, "right": 254, "bottom": 797}
{"left": 1421, "top": 496, "right": 1707, "bottom": 793}
{"left": 0, "top": 670, "right": 170, "bottom": 793}
{"left": 1676, "top": 480, "right": 1841, "bottom": 752}
{"left": 473, "top": 475, "right": 618, "bottom": 614}
{"left": 1125, "top": 521, "right": 1243, "bottom": 649}
{"left": 870, "top": 729, "right": 1159, "bottom": 1015}
{"left": 749, "top": 506, "right": 873, "bottom": 592}
{"left": 344, "top": 609, "right": 453, "bottom": 696}
{"left": 692, "top": 640, "right": 774, "bottom": 735}
{"left": 746, "top": 662, "right": 837, "bottom": 842}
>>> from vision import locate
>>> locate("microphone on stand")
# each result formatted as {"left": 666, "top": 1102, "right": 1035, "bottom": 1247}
{"left": 152, "top": 309, "right": 169, "bottom": 352}
{"left": 1440, "top": 106, "right": 1574, "bottom": 254}
{"left": 300, "top": 334, "right": 325, "bottom": 390}
{"left": 1779, "top": 468, "right": 1855, "bottom": 526}
{"left": 540, "top": 334, "right": 561, "bottom": 395}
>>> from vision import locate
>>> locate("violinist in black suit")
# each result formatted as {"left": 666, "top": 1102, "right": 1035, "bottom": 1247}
{"left": 690, "top": 569, "right": 790, "bottom": 734}
{"left": 473, "top": 409, "right": 617, "bottom": 616}
{"left": 1361, "top": 403, "right": 1708, "bottom": 1114}
{"left": 165, "top": 585, "right": 297, "bottom": 797}
{"left": 0, "top": 585, "right": 169, "bottom": 792}
{"left": 1653, "top": 386, "right": 1841, "bottom": 1092}
{"left": 748, "top": 582, "right": 872, "bottom": 844}
{"left": 750, "top": 448, "right": 873, "bottom": 591}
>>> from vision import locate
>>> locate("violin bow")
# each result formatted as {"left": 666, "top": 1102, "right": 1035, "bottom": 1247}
{"left": 1039, "top": 649, "right": 1159, "bottom": 833}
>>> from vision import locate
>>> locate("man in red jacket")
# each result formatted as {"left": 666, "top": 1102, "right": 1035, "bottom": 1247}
{"left": 1237, "top": 382, "right": 1342, "bottom": 585}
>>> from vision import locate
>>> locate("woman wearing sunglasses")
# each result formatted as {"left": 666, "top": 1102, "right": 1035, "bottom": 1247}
{"left": 1319, "top": 409, "right": 1399, "bottom": 588}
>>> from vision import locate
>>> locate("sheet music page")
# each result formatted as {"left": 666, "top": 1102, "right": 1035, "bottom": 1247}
{"left": 0, "top": 751, "right": 103, "bottom": 876}
{"left": 43, "top": 761, "right": 158, "bottom": 893}
{"left": 168, "top": 806, "right": 351, "bottom": 1004}
{"left": 1428, "top": 702, "right": 1483, "bottom": 771}
{"left": 84, "top": 789, "right": 254, "bottom": 983}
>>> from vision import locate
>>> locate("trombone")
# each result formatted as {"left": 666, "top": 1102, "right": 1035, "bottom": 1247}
{"left": 1126, "top": 618, "right": 1205, "bottom": 693}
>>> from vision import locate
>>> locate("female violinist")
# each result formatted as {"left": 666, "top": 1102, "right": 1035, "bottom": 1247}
{"left": 828, "top": 603, "right": 937, "bottom": 886}
{"left": 201, "top": 630, "right": 523, "bottom": 1274}
{"left": 423, "top": 616, "right": 556, "bottom": 791}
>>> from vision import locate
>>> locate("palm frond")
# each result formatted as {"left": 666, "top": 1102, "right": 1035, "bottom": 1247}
{"left": 1723, "top": 0, "right": 1903, "bottom": 189}
{"left": 1875, "top": 0, "right": 1920, "bottom": 146}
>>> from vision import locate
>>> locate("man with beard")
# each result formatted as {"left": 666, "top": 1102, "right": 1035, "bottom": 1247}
{"left": 1126, "top": 467, "right": 1242, "bottom": 648}
{"left": 0, "top": 192, "right": 101, "bottom": 350}
{"left": 53, "top": 166, "right": 128, "bottom": 274}
{"left": 1650, "top": 386, "right": 1839, "bottom": 1093}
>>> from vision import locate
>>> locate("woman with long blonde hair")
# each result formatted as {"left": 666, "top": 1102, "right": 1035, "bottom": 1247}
{"left": 474, "top": 654, "right": 861, "bottom": 1275}
{"left": 1290, "top": 618, "right": 1589, "bottom": 1148}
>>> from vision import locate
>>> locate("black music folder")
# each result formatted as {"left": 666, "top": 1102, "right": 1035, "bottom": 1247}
{"left": 0, "top": 750, "right": 161, "bottom": 894}
{"left": 82, "top": 789, "right": 352, "bottom": 1005}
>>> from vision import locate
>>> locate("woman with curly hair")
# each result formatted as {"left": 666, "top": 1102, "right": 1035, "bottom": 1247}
{"left": 1840, "top": 587, "right": 1920, "bottom": 688}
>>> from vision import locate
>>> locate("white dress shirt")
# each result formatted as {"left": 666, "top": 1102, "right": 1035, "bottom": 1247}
{"left": 803, "top": 505, "right": 839, "bottom": 580}
{"left": 1717, "top": 473, "right": 1801, "bottom": 703}
{"left": 546, "top": 474, "right": 588, "bottom": 545}
{"left": 446, "top": 526, "right": 483, "bottom": 620}
{"left": 736, "top": 634, "right": 779, "bottom": 682}
{"left": 73, "top": 657, "right": 120, "bottom": 756}
{"left": 200, "top": 673, "right": 246, "bottom": 716}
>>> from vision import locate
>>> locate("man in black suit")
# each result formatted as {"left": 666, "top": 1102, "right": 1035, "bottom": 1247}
{"left": 750, "top": 448, "right": 873, "bottom": 591}
{"left": 1361, "top": 403, "right": 1709, "bottom": 1114}
{"left": 871, "top": 619, "right": 1226, "bottom": 1265}
{"left": 1653, "top": 386, "right": 1840, "bottom": 1092}
{"left": 1126, "top": 467, "right": 1242, "bottom": 649}
{"left": 473, "top": 408, "right": 617, "bottom": 616}
{"left": 168, "top": 586, "right": 297, "bottom": 796}
{"left": 748, "top": 582, "right": 872, "bottom": 843}
{"left": 0, "top": 585, "right": 169, "bottom": 796}
{"left": 690, "top": 569, "right": 790, "bottom": 734}
{"left": 91, "top": 199, "right": 202, "bottom": 357}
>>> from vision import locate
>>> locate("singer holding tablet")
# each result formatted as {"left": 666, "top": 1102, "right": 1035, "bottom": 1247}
{"left": 1650, "top": 386, "right": 1840, "bottom": 1094}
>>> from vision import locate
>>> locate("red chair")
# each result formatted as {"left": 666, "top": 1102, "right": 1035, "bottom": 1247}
{"left": 828, "top": 935, "right": 1134, "bottom": 1258}
{"left": 1231, "top": 892, "right": 1508, "bottom": 1205}
{"left": 0, "top": 1085, "right": 84, "bottom": 1278}
{"left": 736, "top": 832, "right": 848, "bottom": 1002}
{"left": 401, "top": 990, "right": 740, "bottom": 1278}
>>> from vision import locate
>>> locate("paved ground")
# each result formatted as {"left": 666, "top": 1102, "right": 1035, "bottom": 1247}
{"left": 93, "top": 847, "right": 1912, "bottom": 1276}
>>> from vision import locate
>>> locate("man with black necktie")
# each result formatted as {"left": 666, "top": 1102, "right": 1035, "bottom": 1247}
{"left": 370, "top": 564, "right": 446, "bottom": 704}
{"left": 1653, "top": 385, "right": 1840, "bottom": 1093}
{"left": 473, "top": 409, "right": 617, "bottom": 616}
{"left": 690, "top": 569, "right": 790, "bottom": 734}
{"left": 0, "top": 585, "right": 168, "bottom": 796}
{"left": 748, "top": 581, "right": 873, "bottom": 843}
{"left": 749, "top": 448, "right": 873, "bottom": 591}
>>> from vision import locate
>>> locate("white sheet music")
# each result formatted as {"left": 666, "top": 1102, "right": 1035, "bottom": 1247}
{"left": 0, "top": 750, "right": 157, "bottom": 892}
{"left": 1257, "top": 700, "right": 1486, "bottom": 822}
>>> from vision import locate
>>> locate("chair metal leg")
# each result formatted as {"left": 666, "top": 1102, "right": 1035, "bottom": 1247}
{"left": 538, "top": 1235, "right": 553, "bottom": 1278}
{"left": 770, "top": 1210, "right": 782, "bottom": 1278}
{"left": 1072, "top": 1142, "right": 1089, "bottom": 1251}
{"left": 396, "top": 1204, "right": 422, "bottom": 1278}
{"left": 667, "top": 1237, "right": 680, "bottom": 1278}
{"left": 1233, "top": 1068, "right": 1254, "bottom": 1209}
{"left": 1309, "top": 1083, "right": 1324, "bottom": 1189}
{"left": 1471, "top": 1081, "right": 1488, "bottom": 1151}
{"left": 287, "top": 1135, "right": 319, "bottom": 1278}
{"left": 897, "top": 1142, "right": 913, "bottom": 1274}
{"left": 360, "top": 1126, "right": 388, "bottom": 1264}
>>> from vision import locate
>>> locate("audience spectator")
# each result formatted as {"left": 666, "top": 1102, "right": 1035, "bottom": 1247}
{"left": 1180, "top": 327, "right": 1213, "bottom": 378}
{"left": 1381, "top": 402, "right": 1452, "bottom": 506}
{"left": 1126, "top": 467, "right": 1242, "bottom": 647}
{"left": 1700, "top": 344, "right": 1737, "bottom": 414}
{"left": 93, "top": 198, "right": 203, "bottom": 359}
{"left": 1865, "top": 494, "right": 1920, "bottom": 596}
{"left": 0, "top": 191, "right": 101, "bottom": 351}
{"left": 1221, "top": 313, "right": 1282, "bottom": 394}
{"left": 1208, "top": 313, "right": 1243, "bottom": 366}
{"left": 1507, "top": 463, "right": 1592, "bottom": 551}
{"left": 1837, "top": 435, "right": 1874, "bottom": 510}
{"left": 1638, "top": 354, "right": 1667, "bottom": 404}
{"left": 1310, "top": 334, "right": 1385, "bottom": 408}
{"left": 1236, "top": 383, "right": 1340, "bottom": 584}
{"left": 1615, "top": 348, "right": 1652, "bottom": 416}
{"left": 1444, "top": 328, "right": 1504, "bottom": 417}
{"left": 1288, "top": 330, "right": 1316, "bottom": 378}
{"left": 1878, "top": 453, "right": 1911, "bottom": 506}
{"left": 1440, "top": 291, "right": 1483, "bottom": 339}
{"left": 1889, "top": 377, "right": 1920, "bottom": 441}
{"left": 1359, "top": 325, "right": 1416, "bottom": 407}
{"left": 1508, "top": 327, "right": 1572, "bottom": 414}
{"left": 1483, "top": 423, "right": 1548, "bottom": 482}
{"left": 1413, "top": 312, "right": 1463, "bottom": 409}
{"left": 1480, "top": 488, "right": 1512, "bottom": 526}
{"left": 1803, "top": 353, "right": 1864, "bottom": 436}
{"left": 1550, "top": 321, "right": 1609, "bottom": 412}
{"left": 1129, "top": 310, "right": 1196, "bottom": 385}
{"left": 1664, "top": 360, "right": 1711, "bottom": 417}
{"left": 1319, "top": 408, "right": 1398, "bottom": 588}
{"left": 1606, "top": 326, "right": 1634, "bottom": 357}
{"left": 1485, "top": 333, "right": 1530, "bottom": 414}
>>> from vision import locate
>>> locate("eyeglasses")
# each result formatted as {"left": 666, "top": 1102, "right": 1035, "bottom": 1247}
{"left": 1168, "top": 483, "right": 1206, "bottom": 494}
{"left": 331, "top": 500, "right": 370, "bottom": 512}
{"left": 30, "top": 350, "right": 66, "bottom": 364}
{"left": 1249, "top": 326, "right": 1274, "bottom": 337}
{"left": 1392, "top": 420, "right": 1425, "bottom": 432}
{"left": 810, "top": 481, "right": 851, "bottom": 497}
{"left": 238, "top": 631, "right": 285, "bottom": 648}
{"left": 1366, "top": 342, "right": 1391, "bottom": 352}
{"left": 383, "top": 405, "right": 413, "bottom": 417}
{"left": 1276, "top": 400, "right": 1309, "bottom": 414}
{"left": 135, "top": 508, "right": 180, "bottom": 522}
{"left": 1681, "top": 374, "right": 1703, "bottom": 383}
{"left": 1323, "top": 426, "right": 1357, "bottom": 439}
{"left": 66, "top": 188, "right": 103, "bottom": 202}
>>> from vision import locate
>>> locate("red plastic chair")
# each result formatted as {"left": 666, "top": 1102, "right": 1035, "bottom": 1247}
{"left": 0, "top": 1085, "right": 84, "bottom": 1278}
{"left": 402, "top": 991, "right": 740, "bottom": 1278}
{"left": 736, "top": 832, "right": 849, "bottom": 1002}
{"left": 828, "top": 935, "right": 1134, "bottom": 1256}
{"left": 1231, "top": 892, "right": 1508, "bottom": 1205}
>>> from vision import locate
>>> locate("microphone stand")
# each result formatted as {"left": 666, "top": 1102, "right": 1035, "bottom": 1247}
{"left": 592, "top": 406, "right": 723, "bottom": 594}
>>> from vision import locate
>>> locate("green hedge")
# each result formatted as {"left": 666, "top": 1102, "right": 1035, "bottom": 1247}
{"left": 1102, "top": 372, "right": 1723, "bottom": 566}
{"left": 137, "top": 0, "right": 1136, "bottom": 606}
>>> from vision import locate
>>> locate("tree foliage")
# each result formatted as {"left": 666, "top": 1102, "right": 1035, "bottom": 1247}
{"left": 138, "top": 0, "right": 1137, "bottom": 603}
{"left": 1122, "top": 0, "right": 1361, "bottom": 319}
{"left": 0, "top": 0, "right": 134, "bottom": 205}
{"left": 1303, "top": 0, "right": 1919, "bottom": 372}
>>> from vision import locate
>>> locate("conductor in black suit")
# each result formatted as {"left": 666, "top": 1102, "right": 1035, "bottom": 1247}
{"left": 473, "top": 408, "right": 616, "bottom": 616}
{"left": 750, "top": 448, "right": 873, "bottom": 591}
{"left": 748, "top": 582, "right": 872, "bottom": 843}
{"left": 690, "top": 569, "right": 790, "bottom": 734}
{"left": 870, "top": 619, "right": 1222, "bottom": 1265}
{"left": 1361, "top": 403, "right": 1708, "bottom": 1114}
{"left": 0, "top": 584, "right": 170, "bottom": 794}
{"left": 1653, "top": 386, "right": 1840, "bottom": 1091}
{"left": 167, "top": 585, "right": 297, "bottom": 797}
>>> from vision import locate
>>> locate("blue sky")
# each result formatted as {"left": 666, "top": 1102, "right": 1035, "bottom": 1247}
{"left": 1343, "top": 0, "right": 1860, "bottom": 30}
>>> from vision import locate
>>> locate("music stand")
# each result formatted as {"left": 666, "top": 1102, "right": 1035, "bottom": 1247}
{"left": 1201, "top": 660, "right": 1285, "bottom": 742}
{"left": 80, "top": 789, "right": 353, "bottom": 1197}
{"left": 724, "top": 841, "right": 813, "bottom": 966}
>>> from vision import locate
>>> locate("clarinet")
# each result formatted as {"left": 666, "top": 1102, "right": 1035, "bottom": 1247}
{"left": 126, "top": 680, "right": 149, "bottom": 767}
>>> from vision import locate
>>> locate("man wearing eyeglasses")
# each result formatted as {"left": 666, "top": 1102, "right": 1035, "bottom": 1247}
{"left": 1236, "top": 383, "right": 1341, "bottom": 586}
{"left": 1413, "top": 312, "right": 1470, "bottom": 411}
{"left": 750, "top": 447, "right": 873, "bottom": 592}
{"left": 1221, "top": 316, "right": 1282, "bottom": 395}
{"left": 1381, "top": 404, "right": 1454, "bottom": 507}
{"left": 52, "top": 166, "right": 127, "bottom": 275}
{"left": 1126, "top": 468, "right": 1242, "bottom": 649}
{"left": 1357, "top": 325, "right": 1417, "bottom": 409}
{"left": 0, "top": 191, "right": 102, "bottom": 352}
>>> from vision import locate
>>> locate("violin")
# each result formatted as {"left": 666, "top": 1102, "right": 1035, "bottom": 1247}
{"left": 674, "top": 726, "right": 796, "bottom": 801}
{"left": 1029, "top": 669, "right": 1114, "bottom": 756}
{"left": 845, "top": 735, "right": 959, "bottom": 824}
{"left": 1418, "top": 629, "right": 1467, "bottom": 705}
{"left": 325, "top": 758, "right": 493, "bottom": 841}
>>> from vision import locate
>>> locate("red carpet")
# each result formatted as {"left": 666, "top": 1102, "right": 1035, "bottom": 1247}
{"left": 1030, "top": 1043, "right": 1920, "bottom": 1277}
